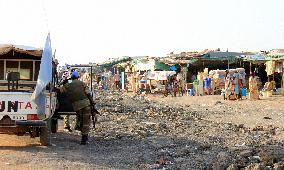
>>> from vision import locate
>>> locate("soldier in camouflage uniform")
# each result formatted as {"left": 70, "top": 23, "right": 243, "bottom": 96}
{"left": 60, "top": 71, "right": 94, "bottom": 145}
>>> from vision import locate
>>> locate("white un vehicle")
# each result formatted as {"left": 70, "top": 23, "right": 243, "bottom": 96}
{"left": 0, "top": 44, "right": 57, "bottom": 146}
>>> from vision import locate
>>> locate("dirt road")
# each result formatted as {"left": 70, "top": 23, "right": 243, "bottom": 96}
{"left": 0, "top": 92, "right": 284, "bottom": 169}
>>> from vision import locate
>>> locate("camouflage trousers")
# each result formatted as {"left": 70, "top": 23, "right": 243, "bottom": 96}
{"left": 63, "top": 107, "right": 91, "bottom": 135}
{"left": 64, "top": 115, "right": 80, "bottom": 130}
{"left": 75, "top": 106, "right": 91, "bottom": 135}
{"left": 63, "top": 115, "right": 71, "bottom": 128}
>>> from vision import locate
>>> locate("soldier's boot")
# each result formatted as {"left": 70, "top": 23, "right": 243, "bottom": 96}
{"left": 75, "top": 115, "right": 82, "bottom": 131}
{"left": 80, "top": 135, "right": 89, "bottom": 145}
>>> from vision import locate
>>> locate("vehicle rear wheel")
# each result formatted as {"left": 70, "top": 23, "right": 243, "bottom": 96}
{"left": 40, "top": 119, "right": 51, "bottom": 146}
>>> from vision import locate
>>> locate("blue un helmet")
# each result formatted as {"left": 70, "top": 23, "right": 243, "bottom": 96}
{"left": 71, "top": 71, "right": 79, "bottom": 79}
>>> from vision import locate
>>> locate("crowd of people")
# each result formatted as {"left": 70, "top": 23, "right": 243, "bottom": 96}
{"left": 91, "top": 68, "right": 264, "bottom": 101}
{"left": 223, "top": 70, "right": 245, "bottom": 100}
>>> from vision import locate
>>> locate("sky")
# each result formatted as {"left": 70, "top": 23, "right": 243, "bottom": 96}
{"left": 0, "top": 0, "right": 283, "bottom": 65}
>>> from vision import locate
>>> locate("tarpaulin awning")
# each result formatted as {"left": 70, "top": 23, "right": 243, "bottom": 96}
{"left": 242, "top": 53, "right": 267, "bottom": 62}
{"left": 147, "top": 71, "right": 176, "bottom": 80}
{"left": 267, "top": 53, "right": 284, "bottom": 59}
{"left": 202, "top": 51, "right": 244, "bottom": 61}
{"left": 99, "top": 57, "right": 132, "bottom": 68}
{"left": 134, "top": 59, "right": 155, "bottom": 71}
{"left": 154, "top": 61, "right": 171, "bottom": 71}
{"left": 170, "top": 65, "right": 177, "bottom": 71}
{"left": 185, "top": 58, "right": 199, "bottom": 64}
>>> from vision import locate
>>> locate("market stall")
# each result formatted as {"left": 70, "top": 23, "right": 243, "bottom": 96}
{"left": 208, "top": 69, "right": 226, "bottom": 94}
{"left": 146, "top": 71, "right": 176, "bottom": 94}
{"left": 262, "top": 59, "right": 283, "bottom": 96}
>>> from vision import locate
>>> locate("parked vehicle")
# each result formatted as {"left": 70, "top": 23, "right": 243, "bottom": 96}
{"left": 0, "top": 44, "right": 57, "bottom": 146}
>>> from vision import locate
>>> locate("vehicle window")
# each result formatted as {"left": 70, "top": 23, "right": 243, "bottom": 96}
{"left": 6, "top": 61, "right": 19, "bottom": 73}
{"left": 20, "top": 61, "right": 33, "bottom": 80}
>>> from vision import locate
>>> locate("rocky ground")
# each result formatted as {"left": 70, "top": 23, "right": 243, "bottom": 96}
{"left": 0, "top": 91, "right": 284, "bottom": 170}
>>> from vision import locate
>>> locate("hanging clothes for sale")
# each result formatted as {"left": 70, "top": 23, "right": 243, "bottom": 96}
{"left": 265, "top": 61, "right": 275, "bottom": 75}
{"left": 249, "top": 76, "right": 260, "bottom": 100}
{"left": 197, "top": 72, "right": 204, "bottom": 96}
{"left": 158, "top": 71, "right": 167, "bottom": 80}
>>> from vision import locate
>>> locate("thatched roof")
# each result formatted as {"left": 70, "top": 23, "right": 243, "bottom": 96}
{"left": 0, "top": 44, "right": 42, "bottom": 57}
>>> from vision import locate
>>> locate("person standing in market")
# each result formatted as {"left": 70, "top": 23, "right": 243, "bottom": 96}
{"left": 60, "top": 71, "right": 95, "bottom": 145}
{"left": 197, "top": 72, "right": 204, "bottom": 96}
{"left": 249, "top": 72, "right": 260, "bottom": 100}
{"left": 224, "top": 70, "right": 230, "bottom": 100}
{"left": 203, "top": 75, "right": 212, "bottom": 95}
{"left": 209, "top": 74, "right": 215, "bottom": 95}
{"left": 233, "top": 70, "right": 240, "bottom": 100}
{"left": 171, "top": 74, "right": 179, "bottom": 97}
{"left": 114, "top": 72, "right": 120, "bottom": 90}
{"left": 176, "top": 72, "right": 184, "bottom": 96}
{"left": 130, "top": 72, "right": 136, "bottom": 94}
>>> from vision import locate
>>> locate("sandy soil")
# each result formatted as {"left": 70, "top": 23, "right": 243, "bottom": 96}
{"left": 0, "top": 92, "right": 283, "bottom": 169}
{"left": 151, "top": 94, "right": 284, "bottom": 129}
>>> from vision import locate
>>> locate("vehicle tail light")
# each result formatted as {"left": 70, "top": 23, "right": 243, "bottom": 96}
{"left": 27, "top": 114, "right": 39, "bottom": 120}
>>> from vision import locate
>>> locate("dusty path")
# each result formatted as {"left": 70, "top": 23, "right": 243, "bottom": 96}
{"left": 0, "top": 92, "right": 283, "bottom": 169}
{"left": 150, "top": 94, "right": 284, "bottom": 128}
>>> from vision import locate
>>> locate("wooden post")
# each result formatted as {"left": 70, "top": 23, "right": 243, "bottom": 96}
{"left": 32, "top": 61, "right": 35, "bottom": 81}
{"left": 121, "top": 72, "right": 125, "bottom": 90}
{"left": 90, "top": 66, "right": 93, "bottom": 96}
{"left": 4, "top": 60, "right": 6, "bottom": 80}
{"left": 228, "top": 59, "right": 230, "bottom": 69}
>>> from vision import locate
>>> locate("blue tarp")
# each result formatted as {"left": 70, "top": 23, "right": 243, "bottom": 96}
{"left": 243, "top": 53, "right": 266, "bottom": 61}
{"left": 170, "top": 65, "right": 177, "bottom": 71}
